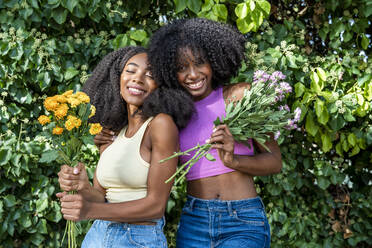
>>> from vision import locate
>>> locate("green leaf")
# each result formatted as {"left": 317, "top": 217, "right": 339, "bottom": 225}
{"left": 315, "top": 99, "right": 324, "bottom": 118}
{"left": 317, "top": 176, "right": 330, "bottom": 190}
{"left": 347, "top": 133, "right": 357, "bottom": 146}
{"left": 316, "top": 67, "right": 327, "bottom": 81}
{"left": 212, "top": 4, "right": 227, "bottom": 20}
{"left": 4, "top": 195, "right": 17, "bottom": 208}
{"left": 294, "top": 83, "right": 305, "bottom": 97}
{"left": 236, "top": 17, "right": 255, "bottom": 34}
{"left": 201, "top": 0, "right": 213, "bottom": 11}
{"left": 361, "top": 34, "right": 369, "bottom": 50}
{"left": 129, "top": 30, "right": 147, "bottom": 42}
{"left": 187, "top": 0, "right": 201, "bottom": 14}
{"left": 112, "top": 34, "right": 129, "bottom": 49}
{"left": 305, "top": 112, "right": 319, "bottom": 136}
{"left": 205, "top": 153, "right": 216, "bottom": 161}
{"left": 39, "top": 150, "right": 59, "bottom": 163}
{"left": 357, "top": 74, "right": 371, "bottom": 87}
{"left": 235, "top": 3, "right": 249, "bottom": 19}
{"left": 64, "top": 0, "right": 78, "bottom": 12}
{"left": 64, "top": 67, "right": 79, "bottom": 80}
{"left": 310, "top": 71, "right": 321, "bottom": 93}
{"left": 36, "top": 198, "right": 48, "bottom": 212}
{"left": 321, "top": 133, "right": 332, "bottom": 152}
{"left": 0, "top": 148, "right": 12, "bottom": 165}
{"left": 248, "top": 0, "right": 255, "bottom": 11}
{"left": 256, "top": 0, "right": 271, "bottom": 16}
{"left": 174, "top": 0, "right": 187, "bottom": 13}
{"left": 51, "top": 7, "right": 68, "bottom": 24}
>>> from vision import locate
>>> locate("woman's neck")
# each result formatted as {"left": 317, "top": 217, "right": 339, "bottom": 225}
{"left": 126, "top": 105, "right": 145, "bottom": 137}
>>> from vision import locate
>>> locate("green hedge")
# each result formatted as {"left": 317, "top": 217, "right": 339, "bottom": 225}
{"left": 0, "top": 0, "right": 371, "bottom": 247}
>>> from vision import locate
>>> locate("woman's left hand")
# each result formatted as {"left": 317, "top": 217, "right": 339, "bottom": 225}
{"left": 208, "top": 124, "right": 236, "bottom": 168}
{"left": 57, "top": 192, "right": 90, "bottom": 221}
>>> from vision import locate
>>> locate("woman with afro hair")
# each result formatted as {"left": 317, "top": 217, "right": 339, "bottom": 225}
{"left": 56, "top": 46, "right": 194, "bottom": 247}
{"left": 147, "top": 18, "right": 282, "bottom": 247}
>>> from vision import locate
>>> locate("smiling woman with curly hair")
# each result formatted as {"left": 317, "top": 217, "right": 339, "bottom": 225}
{"left": 147, "top": 18, "right": 282, "bottom": 248}
{"left": 55, "top": 46, "right": 194, "bottom": 248}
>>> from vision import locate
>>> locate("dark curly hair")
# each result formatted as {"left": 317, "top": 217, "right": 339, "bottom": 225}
{"left": 83, "top": 46, "right": 194, "bottom": 131}
{"left": 148, "top": 18, "right": 247, "bottom": 90}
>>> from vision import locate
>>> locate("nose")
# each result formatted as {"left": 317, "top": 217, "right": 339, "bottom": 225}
{"left": 187, "top": 66, "right": 198, "bottom": 80}
{"left": 132, "top": 71, "right": 145, "bottom": 84}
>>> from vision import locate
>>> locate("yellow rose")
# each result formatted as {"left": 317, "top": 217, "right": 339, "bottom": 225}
{"left": 73, "top": 117, "right": 82, "bottom": 128}
{"left": 54, "top": 104, "right": 69, "bottom": 119}
{"left": 62, "top": 90, "right": 74, "bottom": 96}
{"left": 65, "top": 119, "right": 75, "bottom": 131}
{"left": 89, "top": 123, "right": 103, "bottom": 135}
{"left": 44, "top": 97, "right": 59, "bottom": 111}
{"left": 89, "top": 105, "right": 96, "bottom": 118}
{"left": 67, "top": 97, "right": 81, "bottom": 108}
{"left": 38, "top": 115, "right": 50, "bottom": 125}
{"left": 75, "top": 92, "right": 90, "bottom": 103}
{"left": 52, "top": 126, "right": 64, "bottom": 135}
{"left": 54, "top": 94, "right": 67, "bottom": 103}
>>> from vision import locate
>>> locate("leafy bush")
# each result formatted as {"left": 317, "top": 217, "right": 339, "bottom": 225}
{"left": 0, "top": 0, "right": 371, "bottom": 247}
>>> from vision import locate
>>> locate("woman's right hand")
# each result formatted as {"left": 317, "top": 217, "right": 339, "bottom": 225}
{"left": 57, "top": 162, "right": 90, "bottom": 192}
{"left": 94, "top": 128, "right": 117, "bottom": 153}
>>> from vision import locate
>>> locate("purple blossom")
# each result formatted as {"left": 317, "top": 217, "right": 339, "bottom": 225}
{"left": 285, "top": 119, "right": 298, "bottom": 130}
{"left": 279, "top": 82, "right": 292, "bottom": 93}
{"left": 272, "top": 71, "right": 286, "bottom": 80}
{"left": 294, "top": 107, "right": 302, "bottom": 122}
{"left": 279, "top": 104, "right": 290, "bottom": 111}
{"left": 274, "top": 131, "right": 281, "bottom": 140}
{"left": 253, "top": 70, "right": 270, "bottom": 82}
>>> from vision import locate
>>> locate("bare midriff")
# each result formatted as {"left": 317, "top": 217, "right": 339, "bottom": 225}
{"left": 187, "top": 171, "right": 257, "bottom": 200}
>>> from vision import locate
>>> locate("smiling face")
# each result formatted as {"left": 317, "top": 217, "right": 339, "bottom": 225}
{"left": 176, "top": 47, "right": 213, "bottom": 101}
{"left": 120, "top": 53, "right": 157, "bottom": 108}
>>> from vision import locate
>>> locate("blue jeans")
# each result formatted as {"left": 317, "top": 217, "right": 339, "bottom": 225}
{"left": 82, "top": 217, "right": 167, "bottom": 248}
{"left": 176, "top": 195, "right": 270, "bottom": 248}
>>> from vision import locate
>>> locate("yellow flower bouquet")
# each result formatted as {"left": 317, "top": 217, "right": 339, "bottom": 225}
{"left": 38, "top": 90, "right": 102, "bottom": 248}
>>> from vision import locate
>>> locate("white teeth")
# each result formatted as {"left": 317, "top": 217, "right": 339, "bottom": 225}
{"left": 188, "top": 80, "right": 204, "bottom": 89}
{"left": 128, "top": 87, "right": 145, "bottom": 94}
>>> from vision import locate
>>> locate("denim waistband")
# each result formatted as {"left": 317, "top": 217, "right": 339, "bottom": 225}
{"left": 95, "top": 216, "right": 165, "bottom": 230}
{"left": 185, "top": 195, "right": 265, "bottom": 212}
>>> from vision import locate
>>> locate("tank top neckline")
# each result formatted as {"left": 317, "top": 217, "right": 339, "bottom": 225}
{"left": 120, "top": 117, "right": 153, "bottom": 140}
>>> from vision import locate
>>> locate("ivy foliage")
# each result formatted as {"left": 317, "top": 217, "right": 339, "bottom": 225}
{"left": 0, "top": 0, "right": 371, "bottom": 247}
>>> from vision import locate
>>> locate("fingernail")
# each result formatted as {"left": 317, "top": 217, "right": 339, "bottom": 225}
{"left": 73, "top": 168, "right": 79, "bottom": 174}
{"left": 205, "top": 139, "right": 210, "bottom": 143}
{"left": 112, "top": 136, "right": 117, "bottom": 141}
{"left": 212, "top": 128, "right": 217, "bottom": 132}
{"left": 110, "top": 131, "right": 115, "bottom": 135}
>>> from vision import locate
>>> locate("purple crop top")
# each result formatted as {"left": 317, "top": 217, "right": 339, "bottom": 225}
{"left": 179, "top": 87, "right": 254, "bottom": 181}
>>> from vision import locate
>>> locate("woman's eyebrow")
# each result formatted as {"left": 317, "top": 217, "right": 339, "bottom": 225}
{"left": 126, "top": 62, "right": 139, "bottom": 67}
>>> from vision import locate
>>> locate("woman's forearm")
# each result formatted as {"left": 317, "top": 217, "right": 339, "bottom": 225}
{"left": 86, "top": 196, "right": 165, "bottom": 222}
{"left": 231, "top": 152, "right": 282, "bottom": 176}
{"left": 80, "top": 186, "right": 105, "bottom": 203}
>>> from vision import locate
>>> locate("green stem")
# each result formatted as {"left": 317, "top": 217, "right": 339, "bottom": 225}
{"left": 159, "top": 144, "right": 202, "bottom": 163}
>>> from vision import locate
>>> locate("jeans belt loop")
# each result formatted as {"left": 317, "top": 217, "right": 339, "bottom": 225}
{"left": 227, "top": 201, "right": 233, "bottom": 216}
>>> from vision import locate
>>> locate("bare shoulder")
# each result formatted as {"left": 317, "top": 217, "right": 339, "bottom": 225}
{"left": 223, "top": 82, "right": 251, "bottom": 102}
{"left": 149, "top": 113, "right": 178, "bottom": 140}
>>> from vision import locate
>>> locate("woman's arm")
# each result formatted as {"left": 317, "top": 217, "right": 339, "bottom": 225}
{"left": 57, "top": 163, "right": 106, "bottom": 202}
{"left": 207, "top": 83, "right": 282, "bottom": 176}
{"left": 60, "top": 114, "right": 178, "bottom": 222}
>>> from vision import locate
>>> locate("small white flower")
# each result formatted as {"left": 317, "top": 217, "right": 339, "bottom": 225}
{"left": 335, "top": 100, "right": 343, "bottom": 108}
{"left": 338, "top": 107, "right": 346, "bottom": 114}
{"left": 1, "top": 106, "right": 7, "bottom": 112}
{"left": 106, "top": 2, "right": 111, "bottom": 8}
{"left": 25, "top": 137, "right": 30, "bottom": 142}
{"left": 280, "top": 40, "right": 287, "bottom": 49}
{"left": 6, "top": 130, "right": 12, "bottom": 136}
{"left": 11, "top": 117, "right": 17, "bottom": 124}
{"left": 23, "top": 118, "right": 29, "bottom": 124}
{"left": 0, "top": 100, "right": 3, "bottom": 106}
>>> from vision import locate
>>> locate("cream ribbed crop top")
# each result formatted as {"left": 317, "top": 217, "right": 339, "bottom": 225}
{"left": 96, "top": 117, "right": 153, "bottom": 203}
